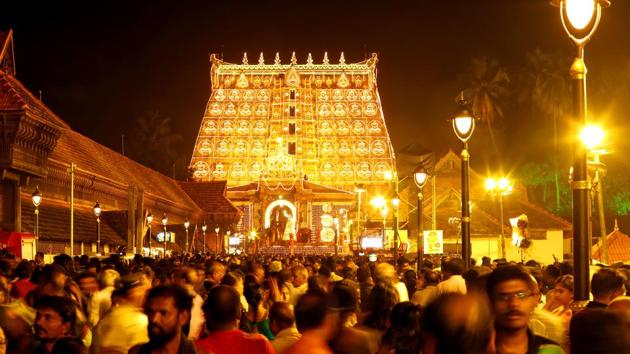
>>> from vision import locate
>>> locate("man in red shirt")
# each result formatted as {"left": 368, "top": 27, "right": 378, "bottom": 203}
{"left": 195, "top": 285, "right": 274, "bottom": 354}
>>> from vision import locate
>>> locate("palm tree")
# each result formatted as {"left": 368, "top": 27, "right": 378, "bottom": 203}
{"left": 128, "top": 110, "right": 183, "bottom": 177}
{"left": 460, "top": 57, "right": 510, "bottom": 159}
{"left": 519, "top": 49, "right": 571, "bottom": 212}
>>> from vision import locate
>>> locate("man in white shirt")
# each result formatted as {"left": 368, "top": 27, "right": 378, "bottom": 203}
{"left": 289, "top": 265, "right": 309, "bottom": 306}
{"left": 92, "top": 273, "right": 149, "bottom": 353}
{"left": 173, "top": 266, "right": 205, "bottom": 340}
{"left": 374, "top": 262, "right": 409, "bottom": 302}
{"left": 270, "top": 302, "right": 301, "bottom": 354}
{"left": 437, "top": 258, "right": 467, "bottom": 295}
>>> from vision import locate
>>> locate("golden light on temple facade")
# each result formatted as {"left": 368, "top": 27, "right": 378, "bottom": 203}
{"left": 189, "top": 52, "right": 396, "bottom": 190}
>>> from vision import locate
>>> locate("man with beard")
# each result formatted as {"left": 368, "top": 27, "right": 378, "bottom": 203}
{"left": 130, "top": 285, "right": 196, "bottom": 354}
{"left": 33, "top": 295, "right": 81, "bottom": 353}
{"left": 486, "top": 265, "right": 564, "bottom": 354}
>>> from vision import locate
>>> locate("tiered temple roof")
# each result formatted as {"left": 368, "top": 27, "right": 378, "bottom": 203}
{"left": 190, "top": 52, "right": 396, "bottom": 191}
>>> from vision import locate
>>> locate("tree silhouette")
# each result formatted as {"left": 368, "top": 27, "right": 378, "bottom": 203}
{"left": 518, "top": 49, "right": 571, "bottom": 212}
{"left": 460, "top": 57, "right": 510, "bottom": 160}
{"left": 128, "top": 110, "right": 184, "bottom": 177}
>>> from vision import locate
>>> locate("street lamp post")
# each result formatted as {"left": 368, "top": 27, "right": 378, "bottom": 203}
{"left": 225, "top": 230, "right": 231, "bottom": 255}
{"left": 485, "top": 177, "right": 513, "bottom": 259}
{"left": 93, "top": 202, "right": 102, "bottom": 255}
{"left": 161, "top": 214, "right": 168, "bottom": 258}
{"left": 147, "top": 212, "right": 153, "bottom": 256}
{"left": 201, "top": 223, "right": 207, "bottom": 255}
{"left": 452, "top": 92, "right": 475, "bottom": 269}
{"left": 414, "top": 168, "right": 429, "bottom": 273}
{"left": 354, "top": 184, "right": 366, "bottom": 250}
{"left": 184, "top": 218, "right": 190, "bottom": 254}
{"left": 32, "top": 186, "right": 42, "bottom": 253}
{"left": 392, "top": 195, "right": 401, "bottom": 264}
{"left": 552, "top": 0, "right": 610, "bottom": 301}
{"left": 333, "top": 217, "right": 339, "bottom": 258}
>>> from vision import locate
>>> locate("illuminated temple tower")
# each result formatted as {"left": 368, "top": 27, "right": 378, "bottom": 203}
{"left": 190, "top": 52, "right": 396, "bottom": 247}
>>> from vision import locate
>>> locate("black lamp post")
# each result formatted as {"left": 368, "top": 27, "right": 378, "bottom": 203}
{"left": 93, "top": 202, "right": 102, "bottom": 255}
{"left": 184, "top": 218, "right": 190, "bottom": 254}
{"left": 147, "top": 211, "right": 153, "bottom": 256}
{"left": 414, "top": 167, "right": 429, "bottom": 273}
{"left": 161, "top": 213, "right": 168, "bottom": 258}
{"left": 551, "top": 0, "right": 609, "bottom": 301}
{"left": 32, "top": 186, "right": 42, "bottom": 253}
{"left": 391, "top": 195, "right": 401, "bottom": 264}
{"left": 452, "top": 92, "right": 475, "bottom": 269}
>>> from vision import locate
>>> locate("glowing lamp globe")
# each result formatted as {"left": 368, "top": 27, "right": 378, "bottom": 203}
{"left": 93, "top": 201, "right": 102, "bottom": 217}
{"left": 184, "top": 218, "right": 190, "bottom": 230}
{"left": 452, "top": 93, "right": 475, "bottom": 143}
{"left": 147, "top": 212, "right": 153, "bottom": 224}
{"left": 413, "top": 167, "right": 429, "bottom": 189}
{"left": 32, "top": 186, "right": 42, "bottom": 207}
{"left": 551, "top": 0, "right": 610, "bottom": 46}
{"left": 580, "top": 124, "right": 605, "bottom": 151}
{"left": 161, "top": 214, "right": 168, "bottom": 226}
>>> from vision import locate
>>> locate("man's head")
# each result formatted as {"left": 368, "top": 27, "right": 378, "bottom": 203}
{"left": 113, "top": 273, "right": 149, "bottom": 308}
{"left": 442, "top": 258, "right": 465, "bottom": 278}
{"left": 591, "top": 268, "right": 627, "bottom": 304}
{"left": 207, "top": 261, "right": 226, "bottom": 284}
{"left": 202, "top": 285, "right": 241, "bottom": 331}
{"left": 269, "top": 301, "right": 295, "bottom": 336}
{"left": 77, "top": 272, "right": 99, "bottom": 297}
{"left": 292, "top": 265, "right": 309, "bottom": 288}
{"left": 34, "top": 296, "right": 77, "bottom": 342}
{"left": 100, "top": 269, "right": 120, "bottom": 288}
{"left": 145, "top": 285, "right": 193, "bottom": 346}
{"left": 374, "top": 262, "right": 397, "bottom": 285}
{"left": 294, "top": 290, "right": 337, "bottom": 338}
{"left": 251, "top": 264, "right": 265, "bottom": 285}
{"left": 172, "top": 266, "right": 200, "bottom": 291}
{"left": 45, "top": 264, "right": 69, "bottom": 290}
{"left": 486, "top": 265, "right": 539, "bottom": 332}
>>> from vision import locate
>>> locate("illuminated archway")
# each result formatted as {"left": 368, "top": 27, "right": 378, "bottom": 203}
{"left": 264, "top": 199, "right": 297, "bottom": 237}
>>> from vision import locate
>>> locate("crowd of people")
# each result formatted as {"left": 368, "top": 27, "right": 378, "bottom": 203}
{"left": 0, "top": 250, "right": 626, "bottom": 354}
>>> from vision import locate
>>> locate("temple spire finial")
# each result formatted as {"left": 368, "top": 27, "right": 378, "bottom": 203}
{"left": 614, "top": 218, "right": 619, "bottom": 231}
{"left": 274, "top": 52, "right": 281, "bottom": 65}
{"left": 323, "top": 52, "right": 329, "bottom": 65}
{"left": 242, "top": 52, "right": 249, "bottom": 65}
{"left": 339, "top": 52, "right": 346, "bottom": 64}
{"left": 258, "top": 52, "right": 264, "bottom": 65}
{"left": 291, "top": 51, "right": 297, "bottom": 65}
{"left": 307, "top": 53, "right": 313, "bottom": 65}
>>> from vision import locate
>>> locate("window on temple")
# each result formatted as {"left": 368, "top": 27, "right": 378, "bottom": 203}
{"left": 289, "top": 106, "right": 296, "bottom": 117}
{"left": 290, "top": 90, "right": 296, "bottom": 100}
{"left": 289, "top": 123, "right": 296, "bottom": 135}
{"left": 288, "top": 142, "right": 296, "bottom": 155}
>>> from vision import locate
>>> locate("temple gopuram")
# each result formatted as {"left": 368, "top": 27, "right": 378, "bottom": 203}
{"left": 190, "top": 52, "right": 396, "bottom": 251}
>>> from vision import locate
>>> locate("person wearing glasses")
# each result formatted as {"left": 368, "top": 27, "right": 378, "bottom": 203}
{"left": 486, "top": 265, "right": 564, "bottom": 354}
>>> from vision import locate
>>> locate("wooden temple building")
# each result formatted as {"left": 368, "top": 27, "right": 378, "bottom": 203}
{"left": 0, "top": 30, "right": 240, "bottom": 257}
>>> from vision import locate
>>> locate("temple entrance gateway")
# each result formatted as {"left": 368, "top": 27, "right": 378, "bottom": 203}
{"left": 264, "top": 199, "right": 297, "bottom": 241}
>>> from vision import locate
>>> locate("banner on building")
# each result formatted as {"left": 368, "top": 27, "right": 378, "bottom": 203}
{"left": 424, "top": 230, "right": 443, "bottom": 254}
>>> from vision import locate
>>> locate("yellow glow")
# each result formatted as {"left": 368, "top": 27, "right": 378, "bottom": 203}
{"left": 384, "top": 170, "right": 393, "bottom": 181}
{"left": 498, "top": 177, "right": 510, "bottom": 191}
{"left": 380, "top": 207, "right": 389, "bottom": 218}
{"left": 370, "top": 196, "right": 386, "bottom": 209}
{"left": 580, "top": 124, "right": 605, "bottom": 151}
{"left": 250, "top": 231, "right": 257, "bottom": 239}
{"left": 566, "top": 0, "right": 596, "bottom": 30}
{"left": 392, "top": 197, "right": 401, "bottom": 209}
{"left": 454, "top": 116, "right": 473, "bottom": 137}
{"left": 485, "top": 178, "right": 497, "bottom": 191}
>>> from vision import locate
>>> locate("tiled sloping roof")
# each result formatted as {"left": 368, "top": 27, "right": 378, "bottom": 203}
{"left": 178, "top": 181, "right": 239, "bottom": 214}
{"left": 592, "top": 226, "right": 630, "bottom": 263}
{"left": 0, "top": 71, "right": 69, "bottom": 128}
{"left": 21, "top": 197, "right": 126, "bottom": 245}
{"left": 50, "top": 130, "right": 200, "bottom": 211}
{"left": 474, "top": 198, "right": 572, "bottom": 231}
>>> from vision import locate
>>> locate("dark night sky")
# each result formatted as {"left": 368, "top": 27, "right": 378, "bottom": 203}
{"left": 1, "top": 0, "right": 629, "bottom": 175}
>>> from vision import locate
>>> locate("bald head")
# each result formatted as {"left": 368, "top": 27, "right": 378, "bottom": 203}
{"left": 269, "top": 301, "right": 295, "bottom": 335}
{"left": 202, "top": 285, "right": 241, "bottom": 331}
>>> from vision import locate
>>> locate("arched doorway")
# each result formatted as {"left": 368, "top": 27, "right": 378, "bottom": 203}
{"left": 264, "top": 199, "right": 297, "bottom": 241}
